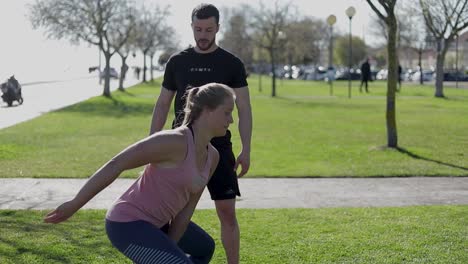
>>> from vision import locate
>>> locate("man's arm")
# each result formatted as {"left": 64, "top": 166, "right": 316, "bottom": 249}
{"left": 149, "top": 87, "right": 176, "bottom": 135}
{"left": 233, "top": 86, "right": 252, "bottom": 177}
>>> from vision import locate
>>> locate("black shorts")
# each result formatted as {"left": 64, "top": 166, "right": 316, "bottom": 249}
{"left": 208, "top": 131, "right": 241, "bottom": 200}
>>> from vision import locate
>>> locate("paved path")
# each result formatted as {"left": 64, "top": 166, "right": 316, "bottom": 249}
{"left": 1, "top": 177, "right": 467, "bottom": 210}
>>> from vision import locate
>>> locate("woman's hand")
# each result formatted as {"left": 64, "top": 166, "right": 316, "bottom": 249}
{"left": 44, "top": 200, "right": 80, "bottom": 224}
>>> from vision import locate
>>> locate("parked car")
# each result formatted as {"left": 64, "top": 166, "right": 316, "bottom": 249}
{"left": 376, "top": 69, "right": 388, "bottom": 80}
{"left": 411, "top": 70, "right": 434, "bottom": 82}
{"left": 282, "top": 65, "right": 302, "bottom": 79}
{"left": 443, "top": 71, "right": 468, "bottom": 81}
{"left": 100, "top": 68, "right": 119, "bottom": 79}
{"left": 335, "top": 68, "right": 361, "bottom": 80}
{"left": 302, "top": 66, "right": 328, "bottom": 81}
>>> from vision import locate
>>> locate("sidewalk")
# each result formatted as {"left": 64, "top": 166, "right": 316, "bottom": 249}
{"left": 1, "top": 177, "right": 467, "bottom": 210}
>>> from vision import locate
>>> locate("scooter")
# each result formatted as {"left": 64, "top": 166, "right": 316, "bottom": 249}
{"left": 1, "top": 75, "right": 23, "bottom": 107}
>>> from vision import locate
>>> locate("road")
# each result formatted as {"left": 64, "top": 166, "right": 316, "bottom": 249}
{"left": 0, "top": 73, "right": 158, "bottom": 129}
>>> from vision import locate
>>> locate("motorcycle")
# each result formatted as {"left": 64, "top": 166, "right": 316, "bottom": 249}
{"left": 1, "top": 75, "right": 23, "bottom": 107}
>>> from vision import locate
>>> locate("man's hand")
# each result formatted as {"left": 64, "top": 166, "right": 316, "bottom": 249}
{"left": 234, "top": 150, "right": 250, "bottom": 177}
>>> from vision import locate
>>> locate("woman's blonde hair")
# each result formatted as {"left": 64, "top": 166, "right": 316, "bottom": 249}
{"left": 182, "top": 83, "right": 235, "bottom": 126}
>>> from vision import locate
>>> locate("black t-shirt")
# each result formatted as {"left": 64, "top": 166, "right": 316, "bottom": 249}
{"left": 162, "top": 47, "right": 248, "bottom": 146}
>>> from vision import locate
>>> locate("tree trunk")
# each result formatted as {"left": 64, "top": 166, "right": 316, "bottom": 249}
{"left": 119, "top": 55, "right": 128, "bottom": 91}
{"left": 150, "top": 54, "right": 154, "bottom": 82}
{"left": 270, "top": 49, "right": 276, "bottom": 97}
{"left": 142, "top": 52, "right": 147, "bottom": 83}
{"left": 386, "top": 14, "right": 398, "bottom": 148}
{"left": 434, "top": 38, "right": 447, "bottom": 97}
{"left": 418, "top": 48, "right": 423, "bottom": 85}
{"left": 103, "top": 54, "right": 112, "bottom": 97}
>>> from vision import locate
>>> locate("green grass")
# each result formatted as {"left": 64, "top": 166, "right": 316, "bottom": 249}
{"left": 0, "top": 206, "right": 466, "bottom": 263}
{"left": 0, "top": 78, "right": 467, "bottom": 178}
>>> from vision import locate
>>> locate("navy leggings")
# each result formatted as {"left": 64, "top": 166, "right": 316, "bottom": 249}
{"left": 106, "top": 220, "right": 215, "bottom": 264}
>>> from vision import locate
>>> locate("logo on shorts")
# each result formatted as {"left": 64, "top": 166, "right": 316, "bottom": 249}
{"left": 225, "top": 189, "right": 235, "bottom": 195}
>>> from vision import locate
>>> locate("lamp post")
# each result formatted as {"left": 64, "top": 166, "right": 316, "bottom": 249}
{"left": 271, "top": 30, "right": 286, "bottom": 97}
{"left": 278, "top": 31, "right": 286, "bottom": 88}
{"left": 455, "top": 33, "right": 459, "bottom": 88}
{"left": 345, "top": 6, "right": 356, "bottom": 99}
{"left": 327, "top": 15, "right": 336, "bottom": 96}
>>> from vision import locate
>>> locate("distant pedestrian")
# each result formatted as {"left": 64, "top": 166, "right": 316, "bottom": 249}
{"left": 360, "top": 58, "right": 371, "bottom": 93}
{"left": 44, "top": 83, "right": 236, "bottom": 264}
{"left": 398, "top": 64, "right": 402, "bottom": 91}
{"left": 134, "top": 67, "right": 141, "bottom": 80}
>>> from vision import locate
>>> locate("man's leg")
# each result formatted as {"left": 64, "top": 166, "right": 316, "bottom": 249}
{"left": 208, "top": 133, "right": 241, "bottom": 264}
{"left": 215, "top": 199, "right": 239, "bottom": 264}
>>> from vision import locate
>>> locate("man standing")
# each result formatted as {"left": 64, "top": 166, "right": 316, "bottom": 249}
{"left": 360, "top": 58, "right": 371, "bottom": 93}
{"left": 398, "top": 64, "right": 402, "bottom": 91}
{"left": 149, "top": 4, "right": 252, "bottom": 264}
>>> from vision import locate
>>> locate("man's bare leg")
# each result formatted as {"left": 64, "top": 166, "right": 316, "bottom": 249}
{"left": 215, "top": 199, "right": 239, "bottom": 264}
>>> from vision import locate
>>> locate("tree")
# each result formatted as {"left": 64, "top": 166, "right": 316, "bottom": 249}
{"left": 115, "top": 40, "right": 134, "bottom": 91}
{"left": 366, "top": 0, "right": 399, "bottom": 148}
{"left": 369, "top": 2, "right": 432, "bottom": 85}
{"left": 29, "top": 0, "right": 135, "bottom": 97}
{"left": 158, "top": 46, "right": 179, "bottom": 67}
{"left": 134, "top": 5, "right": 171, "bottom": 83}
{"left": 108, "top": 4, "right": 137, "bottom": 91}
{"left": 147, "top": 27, "right": 178, "bottom": 82}
{"left": 399, "top": 3, "right": 431, "bottom": 84}
{"left": 419, "top": 0, "right": 468, "bottom": 97}
{"left": 219, "top": 5, "right": 255, "bottom": 69}
{"left": 282, "top": 17, "right": 328, "bottom": 68}
{"left": 250, "top": 0, "right": 294, "bottom": 97}
{"left": 335, "top": 35, "right": 368, "bottom": 67}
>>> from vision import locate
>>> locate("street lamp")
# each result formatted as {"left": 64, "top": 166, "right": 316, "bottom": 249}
{"left": 327, "top": 14, "right": 336, "bottom": 96}
{"left": 345, "top": 6, "right": 356, "bottom": 99}
{"left": 271, "top": 30, "right": 286, "bottom": 97}
{"left": 455, "top": 33, "right": 459, "bottom": 88}
{"left": 278, "top": 31, "right": 287, "bottom": 89}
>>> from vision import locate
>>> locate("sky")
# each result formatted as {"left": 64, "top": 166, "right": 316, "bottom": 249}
{"left": 0, "top": 0, "right": 373, "bottom": 83}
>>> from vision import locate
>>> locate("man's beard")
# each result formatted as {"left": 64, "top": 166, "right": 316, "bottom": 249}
{"left": 196, "top": 37, "right": 215, "bottom": 51}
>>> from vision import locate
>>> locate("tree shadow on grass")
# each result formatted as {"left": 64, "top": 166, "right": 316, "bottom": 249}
{"left": 55, "top": 95, "right": 155, "bottom": 118}
{"left": 397, "top": 147, "right": 468, "bottom": 171}
{"left": 53, "top": 80, "right": 164, "bottom": 119}
{"left": 116, "top": 88, "right": 136, "bottom": 97}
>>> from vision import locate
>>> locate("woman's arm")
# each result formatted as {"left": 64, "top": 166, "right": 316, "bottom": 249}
{"left": 167, "top": 190, "right": 204, "bottom": 242}
{"left": 44, "top": 131, "right": 186, "bottom": 224}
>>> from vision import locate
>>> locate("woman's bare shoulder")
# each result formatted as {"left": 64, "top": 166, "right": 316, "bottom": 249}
{"left": 145, "top": 128, "right": 188, "bottom": 163}
{"left": 149, "top": 127, "right": 186, "bottom": 143}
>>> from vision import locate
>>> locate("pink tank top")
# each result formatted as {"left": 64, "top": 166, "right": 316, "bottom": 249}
{"left": 106, "top": 126, "right": 216, "bottom": 227}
